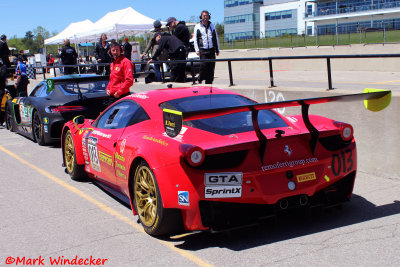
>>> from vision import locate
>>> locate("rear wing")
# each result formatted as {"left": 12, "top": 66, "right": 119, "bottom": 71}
{"left": 163, "top": 89, "right": 391, "bottom": 161}
{"left": 46, "top": 75, "right": 109, "bottom": 90}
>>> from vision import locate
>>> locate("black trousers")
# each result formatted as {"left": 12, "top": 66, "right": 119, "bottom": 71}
{"left": 16, "top": 76, "right": 29, "bottom": 97}
{"left": 170, "top": 49, "right": 186, "bottom": 83}
{"left": 96, "top": 65, "right": 110, "bottom": 76}
{"left": 199, "top": 48, "right": 216, "bottom": 84}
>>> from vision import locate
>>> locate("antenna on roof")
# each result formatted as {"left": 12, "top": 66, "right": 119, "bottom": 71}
{"left": 210, "top": 82, "right": 213, "bottom": 94}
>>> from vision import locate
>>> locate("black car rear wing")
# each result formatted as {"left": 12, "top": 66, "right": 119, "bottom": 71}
{"left": 163, "top": 89, "right": 391, "bottom": 162}
{"left": 47, "top": 75, "right": 110, "bottom": 90}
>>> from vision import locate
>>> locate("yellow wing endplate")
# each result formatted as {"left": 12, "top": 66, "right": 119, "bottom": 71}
{"left": 363, "top": 88, "right": 392, "bottom": 112}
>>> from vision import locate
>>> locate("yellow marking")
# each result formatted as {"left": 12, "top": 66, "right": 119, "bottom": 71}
{"left": 324, "top": 175, "right": 330, "bottom": 182}
{"left": 363, "top": 88, "right": 392, "bottom": 112}
{"left": 163, "top": 109, "right": 182, "bottom": 115}
{"left": 98, "top": 151, "right": 113, "bottom": 166}
{"left": 370, "top": 80, "right": 400, "bottom": 85}
{"left": 0, "top": 145, "right": 214, "bottom": 267}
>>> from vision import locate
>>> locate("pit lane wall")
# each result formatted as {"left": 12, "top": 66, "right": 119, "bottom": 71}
{"left": 230, "top": 87, "right": 399, "bottom": 180}
{"left": 217, "top": 43, "right": 400, "bottom": 72}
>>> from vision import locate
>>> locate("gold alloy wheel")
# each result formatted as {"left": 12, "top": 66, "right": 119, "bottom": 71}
{"left": 64, "top": 133, "right": 75, "bottom": 174}
{"left": 134, "top": 165, "right": 158, "bottom": 227}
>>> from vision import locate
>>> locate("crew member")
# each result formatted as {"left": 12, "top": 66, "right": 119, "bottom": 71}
{"left": 94, "top": 33, "right": 111, "bottom": 75}
{"left": 148, "top": 33, "right": 186, "bottom": 83}
{"left": 123, "top": 37, "right": 132, "bottom": 61}
{"left": 14, "top": 56, "right": 29, "bottom": 97}
{"left": 60, "top": 39, "right": 78, "bottom": 75}
{"left": 106, "top": 41, "right": 134, "bottom": 99}
{"left": 194, "top": 10, "right": 220, "bottom": 84}
{"left": 0, "top": 35, "right": 10, "bottom": 69}
{"left": 166, "top": 17, "right": 190, "bottom": 52}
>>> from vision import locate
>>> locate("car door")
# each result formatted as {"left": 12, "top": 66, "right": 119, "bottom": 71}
{"left": 86, "top": 100, "right": 148, "bottom": 186}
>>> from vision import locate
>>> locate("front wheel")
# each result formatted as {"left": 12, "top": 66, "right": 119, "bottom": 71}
{"left": 32, "top": 111, "right": 45, "bottom": 145}
{"left": 133, "top": 161, "right": 183, "bottom": 236}
{"left": 63, "top": 130, "right": 86, "bottom": 181}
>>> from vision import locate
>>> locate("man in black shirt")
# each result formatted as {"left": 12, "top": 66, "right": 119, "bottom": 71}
{"left": 123, "top": 37, "right": 132, "bottom": 61}
{"left": 60, "top": 39, "right": 78, "bottom": 75}
{"left": 166, "top": 17, "right": 190, "bottom": 53}
{"left": 0, "top": 35, "right": 11, "bottom": 69}
{"left": 148, "top": 33, "right": 186, "bottom": 83}
{"left": 94, "top": 33, "right": 111, "bottom": 75}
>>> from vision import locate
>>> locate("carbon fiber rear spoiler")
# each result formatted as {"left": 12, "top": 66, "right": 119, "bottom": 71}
{"left": 46, "top": 75, "right": 109, "bottom": 90}
{"left": 163, "top": 89, "right": 391, "bottom": 162}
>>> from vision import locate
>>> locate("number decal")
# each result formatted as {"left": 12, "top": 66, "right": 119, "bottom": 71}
{"left": 87, "top": 137, "right": 101, "bottom": 172}
{"left": 331, "top": 149, "right": 353, "bottom": 176}
{"left": 265, "top": 90, "right": 286, "bottom": 115}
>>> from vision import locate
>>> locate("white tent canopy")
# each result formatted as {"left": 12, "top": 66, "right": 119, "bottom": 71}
{"left": 76, "top": 7, "right": 155, "bottom": 42}
{"left": 44, "top": 19, "right": 94, "bottom": 45}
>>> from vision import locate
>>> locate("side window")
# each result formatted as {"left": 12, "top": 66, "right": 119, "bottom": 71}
{"left": 95, "top": 101, "right": 149, "bottom": 129}
{"left": 31, "top": 83, "right": 52, "bottom": 97}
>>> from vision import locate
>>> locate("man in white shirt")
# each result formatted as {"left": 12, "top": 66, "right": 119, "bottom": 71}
{"left": 193, "top": 10, "right": 219, "bottom": 84}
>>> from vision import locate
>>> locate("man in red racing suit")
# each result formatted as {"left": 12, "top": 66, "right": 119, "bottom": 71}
{"left": 106, "top": 41, "right": 134, "bottom": 99}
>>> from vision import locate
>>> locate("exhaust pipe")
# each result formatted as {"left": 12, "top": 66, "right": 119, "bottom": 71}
{"left": 299, "top": 195, "right": 308, "bottom": 206}
{"left": 279, "top": 199, "right": 289, "bottom": 210}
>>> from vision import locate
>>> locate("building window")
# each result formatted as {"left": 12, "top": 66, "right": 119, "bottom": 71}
{"left": 265, "top": 10, "right": 294, "bottom": 21}
{"left": 224, "top": 31, "right": 257, "bottom": 40}
{"left": 265, "top": 28, "right": 297, "bottom": 37}
{"left": 224, "top": 0, "right": 263, "bottom": 8}
{"left": 224, "top": 14, "right": 256, "bottom": 24}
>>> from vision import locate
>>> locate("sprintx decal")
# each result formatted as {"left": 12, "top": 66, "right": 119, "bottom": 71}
{"left": 142, "top": 135, "right": 168, "bottom": 146}
{"left": 205, "top": 173, "right": 243, "bottom": 185}
{"left": 87, "top": 137, "right": 101, "bottom": 172}
{"left": 205, "top": 186, "right": 242, "bottom": 198}
{"left": 91, "top": 130, "right": 112, "bottom": 139}
{"left": 262, "top": 158, "right": 318, "bottom": 171}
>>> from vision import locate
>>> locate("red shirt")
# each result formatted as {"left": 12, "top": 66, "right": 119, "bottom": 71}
{"left": 106, "top": 55, "right": 134, "bottom": 97}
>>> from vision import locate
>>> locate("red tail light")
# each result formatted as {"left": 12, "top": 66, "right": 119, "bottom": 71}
{"left": 180, "top": 144, "right": 205, "bottom": 167}
{"left": 47, "top": 106, "right": 86, "bottom": 113}
{"left": 334, "top": 121, "right": 354, "bottom": 141}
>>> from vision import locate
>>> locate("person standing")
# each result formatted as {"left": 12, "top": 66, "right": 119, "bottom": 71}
{"left": 0, "top": 35, "right": 10, "bottom": 69}
{"left": 123, "top": 37, "right": 132, "bottom": 61}
{"left": 194, "top": 10, "right": 220, "bottom": 84}
{"left": 106, "top": 41, "right": 134, "bottom": 99}
{"left": 60, "top": 39, "right": 78, "bottom": 75}
{"left": 47, "top": 54, "right": 54, "bottom": 73}
{"left": 94, "top": 33, "right": 111, "bottom": 75}
{"left": 142, "top": 20, "right": 169, "bottom": 82}
{"left": 148, "top": 33, "right": 186, "bottom": 83}
{"left": 166, "top": 17, "right": 190, "bottom": 52}
{"left": 14, "top": 56, "right": 29, "bottom": 97}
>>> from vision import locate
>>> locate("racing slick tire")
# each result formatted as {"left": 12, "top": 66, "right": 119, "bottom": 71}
{"left": 133, "top": 161, "right": 183, "bottom": 236}
{"left": 32, "top": 111, "right": 45, "bottom": 145}
{"left": 5, "top": 105, "right": 14, "bottom": 132}
{"left": 63, "top": 130, "right": 86, "bottom": 181}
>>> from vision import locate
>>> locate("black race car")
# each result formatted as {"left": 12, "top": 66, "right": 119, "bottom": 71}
{"left": 4, "top": 74, "right": 112, "bottom": 145}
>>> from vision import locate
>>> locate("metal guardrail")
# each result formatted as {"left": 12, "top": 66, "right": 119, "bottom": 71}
{"left": 9, "top": 53, "right": 400, "bottom": 90}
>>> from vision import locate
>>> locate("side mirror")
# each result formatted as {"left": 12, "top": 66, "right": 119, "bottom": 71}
{"left": 73, "top": 115, "right": 85, "bottom": 125}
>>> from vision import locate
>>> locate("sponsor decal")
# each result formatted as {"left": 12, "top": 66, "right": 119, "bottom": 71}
{"left": 44, "top": 125, "right": 48, "bottom": 133}
{"left": 142, "top": 135, "right": 168, "bottom": 146}
{"left": 120, "top": 139, "right": 126, "bottom": 154}
{"left": 287, "top": 116, "right": 298, "bottom": 123}
{"left": 162, "top": 127, "right": 188, "bottom": 142}
{"left": 130, "top": 93, "right": 149, "bottom": 99}
{"left": 115, "top": 152, "right": 125, "bottom": 162}
{"left": 331, "top": 149, "right": 354, "bottom": 176}
{"left": 178, "top": 191, "right": 190, "bottom": 206}
{"left": 91, "top": 130, "right": 112, "bottom": 139}
{"left": 115, "top": 161, "right": 126, "bottom": 171}
{"left": 163, "top": 109, "right": 182, "bottom": 138}
{"left": 324, "top": 175, "right": 330, "bottom": 182}
{"left": 98, "top": 151, "right": 113, "bottom": 166}
{"left": 43, "top": 117, "right": 49, "bottom": 124}
{"left": 284, "top": 145, "right": 292, "bottom": 156}
{"left": 116, "top": 169, "right": 126, "bottom": 179}
{"left": 262, "top": 157, "right": 318, "bottom": 171}
{"left": 205, "top": 173, "right": 243, "bottom": 185}
{"left": 297, "top": 172, "right": 317, "bottom": 183}
{"left": 87, "top": 137, "right": 101, "bottom": 172}
{"left": 205, "top": 186, "right": 242, "bottom": 198}
{"left": 47, "top": 79, "right": 54, "bottom": 90}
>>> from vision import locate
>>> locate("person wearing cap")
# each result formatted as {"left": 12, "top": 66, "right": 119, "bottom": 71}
{"left": 194, "top": 10, "right": 220, "bottom": 84}
{"left": 106, "top": 41, "right": 134, "bottom": 99}
{"left": 123, "top": 37, "right": 132, "bottom": 61}
{"left": 14, "top": 56, "right": 29, "bottom": 97}
{"left": 0, "top": 34, "right": 11, "bottom": 69}
{"left": 60, "top": 38, "right": 78, "bottom": 75}
{"left": 148, "top": 33, "right": 186, "bottom": 83}
{"left": 166, "top": 17, "right": 190, "bottom": 51}
{"left": 142, "top": 20, "right": 169, "bottom": 82}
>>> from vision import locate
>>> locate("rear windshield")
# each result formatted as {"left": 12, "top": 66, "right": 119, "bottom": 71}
{"left": 160, "top": 94, "right": 287, "bottom": 135}
{"left": 59, "top": 80, "right": 108, "bottom": 95}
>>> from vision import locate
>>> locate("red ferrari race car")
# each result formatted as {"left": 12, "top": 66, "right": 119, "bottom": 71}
{"left": 61, "top": 86, "right": 391, "bottom": 236}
